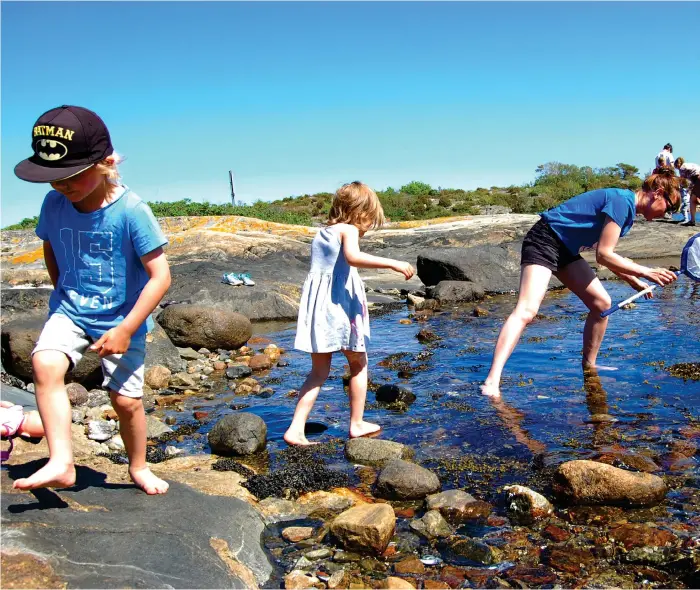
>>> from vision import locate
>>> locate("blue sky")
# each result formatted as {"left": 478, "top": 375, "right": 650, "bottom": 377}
{"left": 2, "top": 1, "right": 699, "bottom": 226}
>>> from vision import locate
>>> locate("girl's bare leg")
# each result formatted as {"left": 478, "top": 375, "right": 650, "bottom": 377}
{"left": 343, "top": 350, "right": 380, "bottom": 438}
{"left": 284, "top": 353, "right": 332, "bottom": 445}
{"left": 13, "top": 350, "right": 75, "bottom": 490}
{"left": 555, "top": 259, "right": 612, "bottom": 370}
{"left": 481, "top": 264, "right": 552, "bottom": 397}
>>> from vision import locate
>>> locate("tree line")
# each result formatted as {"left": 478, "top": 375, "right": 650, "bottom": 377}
{"left": 3, "top": 162, "right": 643, "bottom": 230}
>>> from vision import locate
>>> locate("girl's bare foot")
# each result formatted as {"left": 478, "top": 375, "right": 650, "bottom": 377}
{"left": 480, "top": 381, "right": 501, "bottom": 397}
{"left": 349, "top": 421, "right": 381, "bottom": 439}
{"left": 13, "top": 460, "right": 76, "bottom": 490}
{"left": 129, "top": 466, "right": 169, "bottom": 495}
{"left": 283, "top": 429, "right": 319, "bottom": 446}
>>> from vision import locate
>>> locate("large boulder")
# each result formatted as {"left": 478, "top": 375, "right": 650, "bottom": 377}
{"left": 157, "top": 304, "right": 252, "bottom": 350}
{"left": 553, "top": 460, "right": 668, "bottom": 507}
{"left": 345, "top": 438, "right": 414, "bottom": 467}
{"left": 330, "top": 503, "right": 396, "bottom": 554}
{"left": 0, "top": 288, "right": 51, "bottom": 324}
{"left": 375, "top": 459, "right": 441, "bottom": 500}
{"left": 1, "top": 315, "right": 103, "bottom": 387}
{"left": 417, "top": 244, "right": 523, "bottom": 293}
{"left": 208, "top": 413, "right": 267, "bottom": 456}
{"left": 429, "top": 280, "right": 485, "bottom": 303}
{"left": 144, "top": 319, "right": 186, "bottom": 373}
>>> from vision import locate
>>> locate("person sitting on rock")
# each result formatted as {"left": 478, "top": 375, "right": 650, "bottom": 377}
{"left": 284, "top": 181, "right": 415, "bottom": 445}
{"left": 674, "top": 157, "right": 699, "bottom": 227}
{"left": 1, "top": 400, "right": 45, "bottom": 463}
{"left": 480, "top": 169, "right": 680, "bottom": 398}
{"left": 12, "top": 106, "right": 171, "bottom": 494}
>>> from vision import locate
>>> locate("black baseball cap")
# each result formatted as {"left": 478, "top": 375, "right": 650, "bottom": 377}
{"left": 14, "top": 105, "right": 113, "bottom": 183}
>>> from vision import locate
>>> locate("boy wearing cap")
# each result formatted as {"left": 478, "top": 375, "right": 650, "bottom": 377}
{"left": 13, "top": 106, "right": 171, "bottom": 494}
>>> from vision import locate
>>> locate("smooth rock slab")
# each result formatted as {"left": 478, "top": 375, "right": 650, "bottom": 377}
{"left": 553, "top": 460, "right": 668, "bottom": 506}
{"left": 1, "top": 469, "right": 271, "bottom": 589}
{"left": 345, "top": 438, "right": 415, "bottom": 467}
{"left": 330, "top": 503, "right": 396, "bottom": 554}
{"left": 158, "top": 304, "right": 252, "bottom": 351}
{"left": 376, "top": 459, "right": 441, "bottom": 500}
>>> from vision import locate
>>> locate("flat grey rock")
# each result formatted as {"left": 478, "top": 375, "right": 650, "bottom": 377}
{"left": 1, "top": 468, "right": 272, "bottom": 589}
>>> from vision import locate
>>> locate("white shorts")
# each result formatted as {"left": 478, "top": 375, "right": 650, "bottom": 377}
{"left": 32, "top": 313, "right": 146, "bottom": 398}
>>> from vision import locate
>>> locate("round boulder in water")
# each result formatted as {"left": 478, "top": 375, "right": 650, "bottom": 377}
{"left": 375, "top": 385, "right": 416, "bottom": 405}
{"left": 208, "top": 413, "right": 267, "bottom": 456}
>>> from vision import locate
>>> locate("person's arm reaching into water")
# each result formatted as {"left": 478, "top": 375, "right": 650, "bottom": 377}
{"left": 596, "top": 217, "right": 677, "bottom": 287}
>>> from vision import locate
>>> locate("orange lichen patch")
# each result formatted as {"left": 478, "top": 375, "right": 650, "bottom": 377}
{"left": 0, "top": 551, "right": 67, "bottom": 589}
{"left": 10, "top": 248, "right": 44, "bottom": 265}
{"left": 387, "top": 215, "right": 473, "bottom": 229}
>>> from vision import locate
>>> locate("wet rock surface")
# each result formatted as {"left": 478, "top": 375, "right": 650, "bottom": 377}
{"left": 376, "top": 459, "right": 441, "bottom": 500}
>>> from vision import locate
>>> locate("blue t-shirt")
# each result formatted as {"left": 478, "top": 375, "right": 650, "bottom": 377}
{"left": 36, "top": 186, "right": 167, "bottom": 337}
{"left": 540, "top": 188, "right": 636, "bottom": 255}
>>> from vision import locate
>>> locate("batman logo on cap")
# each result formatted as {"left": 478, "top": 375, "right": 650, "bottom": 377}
{"left": 35, "top": 138, "right": 68, "bottom": 161}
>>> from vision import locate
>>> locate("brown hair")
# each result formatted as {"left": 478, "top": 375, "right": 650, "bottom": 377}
{"left": 328, "top": 181, "right": 386, "bottom": 231}
{"left": 642, "top": 168, "right": 681, "bottom": 213}
{"left": 674, "top": 157, "right": 685, "bottom": 168}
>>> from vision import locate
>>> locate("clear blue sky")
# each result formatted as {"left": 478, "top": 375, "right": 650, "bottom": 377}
{"left": 2, "top": 1, "right": 699, "bottom": 226}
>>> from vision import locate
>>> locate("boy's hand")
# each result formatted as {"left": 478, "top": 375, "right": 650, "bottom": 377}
{"left": 90, "top": 326, "right": 131, "bottom": 357}
{"left": 392, "top": 261, "right": 416, "bottom": 280}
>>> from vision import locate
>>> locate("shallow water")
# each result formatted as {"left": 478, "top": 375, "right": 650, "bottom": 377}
{"left": 161, "top": 277, "right": 699, "bottom": 513}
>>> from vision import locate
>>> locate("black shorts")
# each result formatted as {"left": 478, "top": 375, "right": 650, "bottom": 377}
{"left": 521, "top": 218, "right": 582, "bottom": 272}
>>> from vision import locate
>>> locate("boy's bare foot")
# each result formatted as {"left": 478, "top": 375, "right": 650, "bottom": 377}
{"left": 13, "top": 460, "right": 76, "bottom": 490}
{"left": 129, "top": 466, "right": 169, "bottom": 495}
{"left": 349, "top": 421, "right": 381, "bottom": 439}
{"left": 480, "top": 381, "right": 501, "bottom": 397}
{"left": 283, "top": 430, "right": 319, "bottom": 446}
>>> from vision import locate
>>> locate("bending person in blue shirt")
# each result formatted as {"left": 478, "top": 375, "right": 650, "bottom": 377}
{"left": 481, "top": 170, "right": 680, "bottom": 398}
{"left": 12, "top": 106, "right": 171, "bottom": 494}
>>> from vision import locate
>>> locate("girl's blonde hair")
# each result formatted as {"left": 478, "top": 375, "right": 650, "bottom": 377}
{"left": 95, "top": 152, "right": 123, "bottom": 185}
{"left": 642, "top": 168, "right": 681, "bottom": 212}
{"left": 328, "top": 181, "right": 386, "bottom": 231}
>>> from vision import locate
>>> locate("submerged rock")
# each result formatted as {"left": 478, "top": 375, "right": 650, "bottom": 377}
{"left": 425, "top": 489, "right": 491, "bottom": 524}
{"left": 330, "top": 503, "right": 396, "bottom": 554}
{"left": 409, "top": 509, "right": 453, "bottom": 539}
{"left": 375, "top": 385, "right": 416, "bottom": 405}
{"left": 376, "top": 459, "right": 441, "bottom": 500}
{"left": 553, "top": 460, "right": 667, "bottom": 506}
{"left": 345, "top": 438, "right": 414, "bottom": 467}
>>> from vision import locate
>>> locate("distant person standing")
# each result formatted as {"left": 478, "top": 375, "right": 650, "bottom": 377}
{"left": 655, "top": 143, "right": 674, "bottom": 172}
{"left": 675, "top": 157, "right": 700, "bottom": 226}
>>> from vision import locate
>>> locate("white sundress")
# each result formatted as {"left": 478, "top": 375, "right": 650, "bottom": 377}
{"left": 294, "top": 225, "right": 370, "bottom": 353}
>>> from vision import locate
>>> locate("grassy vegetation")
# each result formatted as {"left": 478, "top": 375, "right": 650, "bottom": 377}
{"left": 2, "top": 161, "right": 644, "bottom": 230}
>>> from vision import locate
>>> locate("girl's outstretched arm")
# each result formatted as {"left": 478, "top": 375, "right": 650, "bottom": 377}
{"left": 340, "top": 225, "right": 415, "bottom": 279}
{"left": 596, "top": 218, "right": 677, "bottom": 286}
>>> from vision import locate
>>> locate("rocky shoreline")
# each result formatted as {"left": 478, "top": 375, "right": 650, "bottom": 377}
{"left": 1, "top": 214, "right": 698, "bottom": 588}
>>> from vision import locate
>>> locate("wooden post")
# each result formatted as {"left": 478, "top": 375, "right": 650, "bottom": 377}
{"left": 229, "top": 171, "right": 236, "bottom": 205}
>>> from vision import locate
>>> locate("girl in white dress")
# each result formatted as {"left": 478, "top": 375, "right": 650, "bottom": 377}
{"left": 284, "top": 182, "right": 415, "bottom": 446}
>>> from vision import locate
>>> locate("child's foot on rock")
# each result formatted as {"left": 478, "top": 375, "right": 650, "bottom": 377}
{"left": 13, "top": 460, "right": 76, "bottom": 490}
{"left": 283, "top": 430, "right": 319, "bottom": 446}
{"left": 129, "top": 466, "right": 169, "bottom": 495}
{"left": 480, "top": 381, "right": 501, "bottom": 397}
{"left": 349, "top": 421, "right": 381, "bottom": 439}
